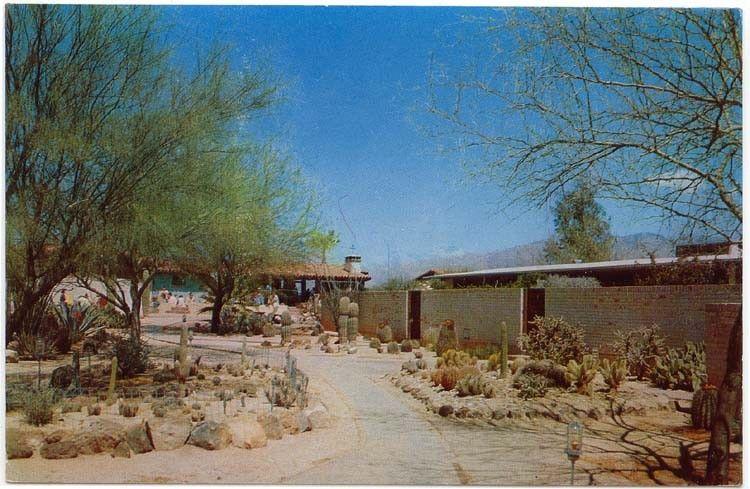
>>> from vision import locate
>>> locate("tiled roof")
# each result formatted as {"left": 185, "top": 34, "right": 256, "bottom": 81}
{"left": 156, "top": 261, "right": 370, "bottom": 281}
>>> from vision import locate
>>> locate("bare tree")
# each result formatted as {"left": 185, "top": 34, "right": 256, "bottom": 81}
{"left": 427, "top": 8, "right": 741, "bottom": 242}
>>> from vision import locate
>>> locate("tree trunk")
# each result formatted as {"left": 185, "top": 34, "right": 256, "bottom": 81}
{"left": 704, "top": 306, "right": 742, "bottom": 484}
{"left": 211, "top": 292, "right": 224, "bottom": 335}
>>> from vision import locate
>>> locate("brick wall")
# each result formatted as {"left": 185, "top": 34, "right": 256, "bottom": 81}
{"left": 358, "top": 291, "right": 409, "bottom": 340}
{"left": 545, "top": 285, "right": 742, "bottom": 350}
{"left": 420, "top": 289, "right": 523, "bottom": 351}
{"left": 704, "top": 303, "right": 741, "bottom": 386}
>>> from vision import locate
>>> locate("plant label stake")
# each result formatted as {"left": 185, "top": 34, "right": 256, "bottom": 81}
{"left": 565, "top": 421, "right": 583, "bottom": 485}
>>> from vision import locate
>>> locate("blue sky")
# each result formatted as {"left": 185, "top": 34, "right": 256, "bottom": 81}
{"left": 164, "top": 6, "right": 666, "bottom": 270}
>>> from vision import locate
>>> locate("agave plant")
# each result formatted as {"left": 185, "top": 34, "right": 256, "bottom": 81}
{"left": 53, "top": 305, "right": 106, "bottom": 348}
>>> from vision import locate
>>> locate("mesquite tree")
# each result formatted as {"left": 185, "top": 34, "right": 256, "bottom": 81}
{"left": 5, "top": 5, "right": 276, "bottom": 340}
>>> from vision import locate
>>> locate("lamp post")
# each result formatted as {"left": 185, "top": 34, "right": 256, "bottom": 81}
{"left": 565, "top": 421, "right": 583, "bottom": 485}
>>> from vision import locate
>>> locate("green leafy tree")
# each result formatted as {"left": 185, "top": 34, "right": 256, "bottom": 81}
{"left": 306, "top": 230, "right": 340, "bottom": 264}
{"left": 543, "top": 181, "right": 614, "bottom": 264}
{"left": 5, "top": 5, "right": 275, "bottom": 340}
{"left": 180, "top": 147, "right": 316, "bottom": 334}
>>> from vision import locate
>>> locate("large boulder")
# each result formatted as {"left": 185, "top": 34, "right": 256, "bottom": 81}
{"left": 257, "top": 413, "right": 284, "bottom": 440}
{"left": 49, "top": 365, "right": 74, "bottom": 389}
{"left": 40, "top": 440, "right": 78, "bottom": 459}
{"left": 6, "top": 349, "right": 19, "bottom": 363}
{"left": 74, "top": 421, "right": 125, "bottom": 455}
{"left": 125, "top": 421, "right": 154, "bottom": 454}
{"left": 150, "top": 416, "right": 192, "bottom": 451}
{"left": 6, "top": 429, "right": 33, "bottom": 459}
{"left": 226, "top": 416, "right": 267, "bottom": 449}
{"left": 187, "top": 421, "right": 232, "bottom": 450}
{"left": 276, "top": 409, "right": 300, "bottom": 435}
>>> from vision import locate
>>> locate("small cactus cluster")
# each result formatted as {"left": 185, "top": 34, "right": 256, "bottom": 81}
{"left": 400, "top": 339, "right": 413, "bottom": 353}
{"left": 436, "top": 349, "right": 476, "bottom": 368}
{"left": 265, "top": 376, "right": 297, "bottom": 408}
{"left": 435, "top": 320, "right": 459, "bottom": 356}
{"left": 599, "top": 358, "right": 628, "bottom": 391}
{"left": 515, "top": 374, "right": 548, "bottom": 400}
{"left": 430, "top": 366, "right": 480, "bottom": 391}
{"left": 566, "top": 354, "right": 599, "bottom": 395}
{"left": 691, "top": 384, "right": 718, "bottom": 429}
{"left": 376, "top": 321, "right": 393, "bottom": 343}
{"left": 387, "top": 341, "right": 400, "bottom": 354}
{"left": 119, "top": 401, "right": 139, "bottom": 417}
{"left": 456, "top": 373, "right": 497, "bottom": 398}
{"left": 650, "top": 341, "right": 706, "bottom": 391}
{"left": 369, "top": 338, "right": 381, "bottom": 349}
{"left": 87, "top": 404, "right": 102, "bottom": 416}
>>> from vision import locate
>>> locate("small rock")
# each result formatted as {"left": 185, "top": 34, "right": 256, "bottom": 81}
{"left": 227, "top": 416, "right": 267, "bottom": 449}
{"left": 257, "top": 413, "right": 284, "bottom": 440}
{"left": 191, "top": 410, "right": 205, "bottom": 423}
{"left": 40, "top": 440, "right": 78, "bottom": 459}
{"left": 438, "top": 405, "right": 454, "bottom": 417}
{"left": 125, "top": 421, "right": 154, "bottom": 454}
{"left": 6, "top": 430, "right": 33, "bottom": 459}
{"left": 6, "top": 349, "right": 19, "bottom": 363}
{"left": 188, "top": 421, "right": 233, "bottom": 450}
{"left": 347, "top": 347, "right": 358, "bottom": 354}
{"left": 150, "top": 416, "right": 192, "bottom": 451}
{"left": 110, "top": 441, "right": 131, "bottom": 458}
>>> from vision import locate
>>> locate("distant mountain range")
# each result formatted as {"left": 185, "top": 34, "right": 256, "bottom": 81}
{"left": 366, "top": 233, "right": 674, "bottom": 285}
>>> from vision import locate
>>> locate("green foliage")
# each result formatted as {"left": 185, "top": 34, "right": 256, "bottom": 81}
{"left": 566, "top": 354, "right": 599, "bottom": 395}
{"left": 436, "top": 320, "right": 459, "bottom": 357}
{"left": 112, "top": 336, "right": 150, "bottom": 378}
{"left": 436, "top": 349, "right": 477, "bottom": 368}
{"left": 377, "top": 276, "right": 419, "bottom": 291}
{"left": 15, "top": 329, "right": 57, "bottom": 360}
{"left": 650, "top": 341, "right": 706, "bottom": 391}
{"left": 692, "top": 385, "right": 718, "bottom": 429}
{"left": 515, "top": 374, "right": 549, "bottom": 400}
{"left": 599, "top": 358, "right": 628, "bottom": 391}
{"left": 23, "top": 387, "right": 60, "bottom": 426}
{"left": 537, "top": 275, "right": 602, "bottom": 288}
{"left": 514, "top": 360, "right": 569, "bottom": 388}
{"left": 613, "top": 324, "right": 666, "bottom": 380}
{"left": 306, "top": 230, "right": 339, "bottom": 264}
{"left": 53, "top": 305, "right": 105, "bottom": 348}
{"left": 517, "top": 316, "right": 588, "bottom": 364}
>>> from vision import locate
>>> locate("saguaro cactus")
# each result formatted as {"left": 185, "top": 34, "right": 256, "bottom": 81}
{"left": 500, "top": 321, "right": 509, "bottom": 378}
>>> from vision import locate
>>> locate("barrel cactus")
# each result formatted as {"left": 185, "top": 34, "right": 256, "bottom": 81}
{"left": 369, "top": 338, "right": 381, "bottom": 349}
{"left": 387, "top": 341, "right": 400, "bottom": 354}
{"left": 691, "top": 384, "right": 718, "bottom": 429}
{"left": 400, "top": 339, "right": 413, "bottom": 353}
{"left": 435, "top": 320, "right": 459, "bottom": 356}
{"left": 436, "top": 349, "right": 476, "bottom": 368}
{"left": 376, "top": 323, "right": 393, "bottom": 343}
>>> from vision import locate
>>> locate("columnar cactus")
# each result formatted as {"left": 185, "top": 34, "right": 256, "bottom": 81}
{"left": 347, "top": 301, "right": 359, "bottom": 341}
{"left": 436, "top": 320, "right": 459, "bottom": 356}
{"left": 691, "top": 385, "right": 718, "bottom": 429}
{"left": 500, "top": 321, "right": 509, "bottom": 378}
{"left": 176, "top": 325, "right": 191, "bottom": 382}
{"left": 108, "top": 357, "right": 118, "bottom": 400}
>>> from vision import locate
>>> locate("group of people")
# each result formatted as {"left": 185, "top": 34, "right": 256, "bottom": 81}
{"left": 57, "top": 289, "right": 107, "bottom": 317}
{"left": 155, "top": 289, "right": 195, "bottom": 308}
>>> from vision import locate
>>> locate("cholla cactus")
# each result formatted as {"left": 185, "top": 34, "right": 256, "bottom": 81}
{"left": 566, "top": 354, "right": 599, "bottom": 395}
{"left": 599, "top": 358, "right": 627, "bottom": 391}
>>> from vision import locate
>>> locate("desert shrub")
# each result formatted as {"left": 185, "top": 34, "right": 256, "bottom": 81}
{"left": 517, "top": 316, "right": 588, "bottom": 364}
{"left": 6, "top": 383, "right": 28, "bottom": 412}
{"left": 613, "top": 324, "right": 666, "bottom": 380}
{"left": 537, "top": 275, "right": 602, "bottom": 288}
{"left": 515, "top": 374, "right": 549, "bottom": 399}
{"left": 23, "top": 387, "right": 60, "bottom": 426}
{"left": 599, "top": 358, "right": 628, "bottom": 391}
{"left": 61, "top": 400, "right": 83, "bottom": 413}
{"left": 435, "top": 320, "right": 459, "bottom": 356}
{"left": 436, "top": 349, "right": 477, "bottom": 368}
{"left": 430, "top": 366, "right": 480, "bottom": 391}
{"left": 97, "top": 305, "right": 129, "bottom": 329}
{"left": 565, "top": 354, "right": 599, "bottom": 395}
{"left": 514, "top": 360, "right": 569, "bottom": 388}
{"left": 112, "top": 336, "right": 150, "bottom": 378}
{"left": 650, "top": 341, "right": 706, "bottom": 391}
{"left": 15, "top": 329, "right": 57, "bottom": 360}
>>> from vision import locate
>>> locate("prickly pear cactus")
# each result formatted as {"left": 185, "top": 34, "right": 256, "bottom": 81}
{"left": 691, "top": 385, "right": 718, "bottom": 429}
